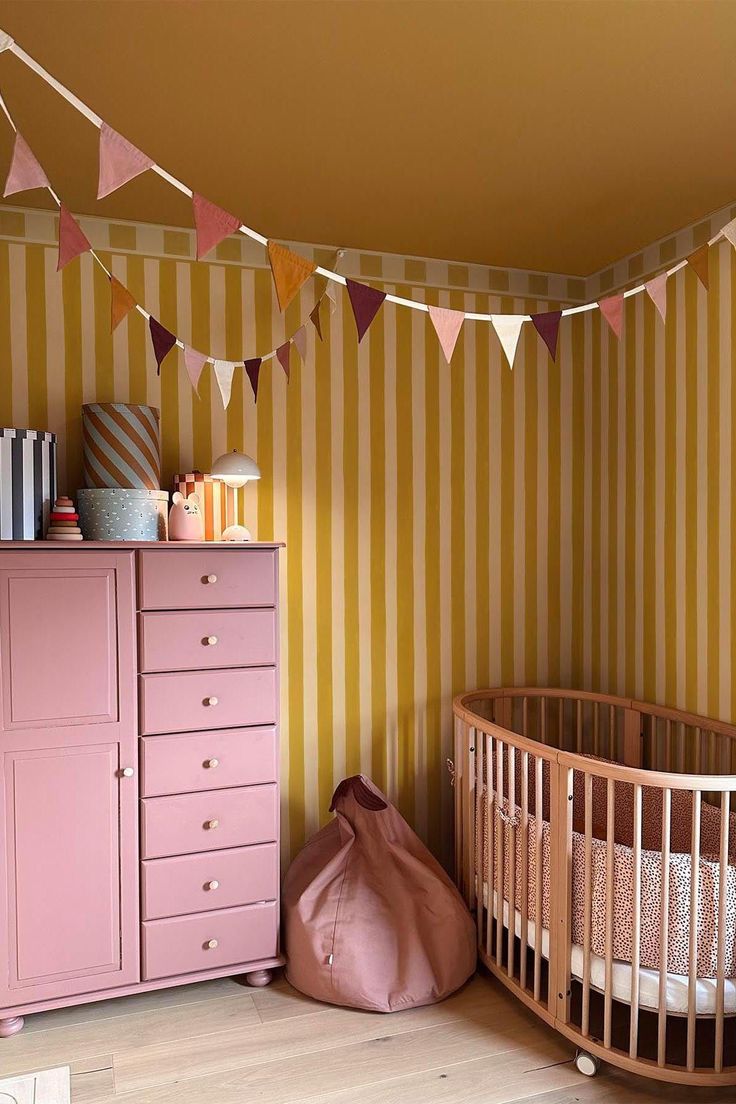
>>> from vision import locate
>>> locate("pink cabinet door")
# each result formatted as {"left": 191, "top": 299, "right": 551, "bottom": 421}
{"left": 0, "top": 551, "right": 139, "bottom": 1010}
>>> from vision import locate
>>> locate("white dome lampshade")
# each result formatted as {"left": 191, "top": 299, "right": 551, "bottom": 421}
{"left": 211, "top": 450, "right": 261, "bottom": 489}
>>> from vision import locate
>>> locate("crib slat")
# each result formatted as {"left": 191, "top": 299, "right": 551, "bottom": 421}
{"left": 495, "top": 739, "right": 505, "bottom": 968}
{"left": 534, "top": 755, "right": 544, "bottom": 1005}
{"left": 582, "top": 771, "right": 593, "bottom": 1037}
{"left": 657, "top": 787, "right": 671, "bottom": 1067}
{"left": 454, "top": 717, "right": 462, "bottom": 886}
{"left": 686, "top": 790, "right": 701, "bottom": 1072}
{"left": 507, "top": 746, "right": 517, "bottom": 981}
{"left": 715, "top": 791, "right": 730, "bottom": 1073}
{"left": 603, "top": 777, "right": 615, "bottom": 1049}
{"left": 475, "top": 729, "right": 484, "bottom": 947}
{"left": 519, "top": 749, "right": 529, "bottom": 992}
{"left": 629, "top": 783, "right": 642, "bottom": 1060}
{"left": 485, "top": 733, "right": 494, "bottom": 961}
{"left": 465, "top": 727, "right": 476, "bottom": 911}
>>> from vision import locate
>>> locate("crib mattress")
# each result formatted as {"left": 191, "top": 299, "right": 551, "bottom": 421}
{"left": 484, "top": 886, "right": 736, "bottom": 1016}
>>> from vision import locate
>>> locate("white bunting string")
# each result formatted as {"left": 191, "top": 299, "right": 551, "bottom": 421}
{"left": 0, "top": 24, "right": 733, "bottom": 344}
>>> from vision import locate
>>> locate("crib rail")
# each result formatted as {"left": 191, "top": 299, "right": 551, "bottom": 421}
{"left": 453, "top": 688, "right": 736, "bottom": 1088}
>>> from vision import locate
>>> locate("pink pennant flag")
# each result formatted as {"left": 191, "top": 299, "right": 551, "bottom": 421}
{"left": 213, "top": 359, "right": 236, "bottom": 409}
{"left": 427, "top": 304, "right": 464, "bottom": 364}
{"left": 3, "top": 132, "right": 49, "bottom": 197}
{"left": 598, "top": 294, "right": 625, "bottom": 338}
{"left": 276, "top": 342, "right": 291, "bottom": 379}
{"left": 57, "top": 204, "right": 92, "bottom": 271}
{"left": 645, "top": 272, "right": 668, "bottom": 322}
{"left": 149, "top": 316, "right": 177, "bottom": 373}
{"left": 184, "top": 346, "right": 207, "bottom": 393}
{"left": 531, "top": 310, "right": 562, "bottom": 361}
{"left": 192, "top": 193, "right": 241, "bottom": 260}
{"left": 244, "top": 357, "right": 262, "bottom": 401}
{"left": 346, "top": 279, "right": 386, "bottom": 342}
{"left": 98, "top": 123, "right": 153, "bottom": 199}
{"left": 293, "top": 325, "right": 307, "bottom": 361}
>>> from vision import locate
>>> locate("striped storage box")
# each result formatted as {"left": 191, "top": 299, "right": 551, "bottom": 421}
{"left": 173, "top": 472, "right": 236, "bottom": 541}
{"left": 82, "top": 403, "right": 161, "bottom": 490}
{"left": 0, "top": 428, "right": 57, "bottom": 540}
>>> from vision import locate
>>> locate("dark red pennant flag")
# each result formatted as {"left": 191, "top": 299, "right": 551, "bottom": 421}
{"left": 346, "top": 279, "right": 386, "bottom": 342}
{"left": 310, "top": 299, "right": 324, "bottom": 341}
{"left": 531, "top": 310, "right": 562, "bottom": 361}
{"left": 149, "top": 316, "right": 177, "bottom": 374}
{"left": 244, "top": 357, "right": 262, "bottom": 400}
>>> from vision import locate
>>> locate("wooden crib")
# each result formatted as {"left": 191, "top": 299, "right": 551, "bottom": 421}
{"left": 451, "top": 687, "right": 736, "bottom": 1087}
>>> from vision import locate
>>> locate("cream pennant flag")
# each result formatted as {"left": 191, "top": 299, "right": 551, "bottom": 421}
{"left": 213, "top": 359, "right": 236, "bottom": 409}
{"left": 3, "top": 132, "right": 49, "bottom": 197}
{"left": 721, "top": 217, "right": 736, "bottom": 248}
{"left": 293, "top": 325, "right": 308, "bottom": 361}
{"left": 427, "top": 304, "right": 464, "bottom": 364}
{"left": 491, "top": 315, "right": 526, "bottom": 369}
{"left": 184, "top": 346, "right": 208, "bottom": 393}
{"left": 98, "top": 123, "right": 153, "bottom": 199}
{"left": 645, "top": 272, "right": 668, "bottom": 321}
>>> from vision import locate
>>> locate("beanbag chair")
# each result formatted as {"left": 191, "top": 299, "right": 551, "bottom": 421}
{"left": 282, "top": 774, "right": 476, "bottom": 1012}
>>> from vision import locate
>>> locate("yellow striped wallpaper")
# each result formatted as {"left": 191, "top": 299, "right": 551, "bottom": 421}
{"left": 3, "top": 206, "right": 733, "bottom": 867}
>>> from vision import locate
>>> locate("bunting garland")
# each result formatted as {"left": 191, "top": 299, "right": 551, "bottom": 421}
{"left": 2, "top": 26, "right": 736, "bottom": 405}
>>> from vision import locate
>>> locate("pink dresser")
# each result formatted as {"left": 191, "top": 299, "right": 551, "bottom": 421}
{"left": 0, "top": 543, "right": 282, "bottom": 1036}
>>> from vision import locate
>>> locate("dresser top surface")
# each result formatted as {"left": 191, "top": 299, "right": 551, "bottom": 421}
{"left": 0, "top": 541, "right": 284, "bottom": 551}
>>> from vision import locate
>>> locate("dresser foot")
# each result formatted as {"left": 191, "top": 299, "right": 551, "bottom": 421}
{"left": 0, "top": 1016, "right": 24, "bottom": 1037}
{"left": 245, "top": 969, "right": 273, "bottom": 988}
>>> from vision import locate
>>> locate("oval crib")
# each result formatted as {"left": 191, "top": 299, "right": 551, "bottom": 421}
{"left": 452, "top": 688, "right": 736, "bottom": 1087}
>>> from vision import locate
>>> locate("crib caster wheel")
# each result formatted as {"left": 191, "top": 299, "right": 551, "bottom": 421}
{"left": 574, "top": 1049, "right": 599, "bottom": 1077}
{"left": 245, "top": 969, "right": 273, "bottom": 988}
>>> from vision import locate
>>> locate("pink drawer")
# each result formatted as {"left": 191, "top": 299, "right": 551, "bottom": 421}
{"left": 141, "top": 783, "right": 277, "bottom": 859}
{"left": 139, "top": 608, "right": 276, "bottom": 673}
{"left": 142, "top": 901, "right": 278, "bottom": 980}
{"left": 137, "top": 549, "right": 276, "bottom": 610}
{"left": 139, "top": 666, "right": 276, "bottom": 735}
{"left": 141, "top": 843, "right": 278, "bottom": 920}
{"left": 141, "top": 727, "right": 277, "bottom": 796}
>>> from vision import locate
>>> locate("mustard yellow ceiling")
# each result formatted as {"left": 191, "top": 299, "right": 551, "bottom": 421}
{"left": 0, "top": 0, "right": 734, "bottom": 276}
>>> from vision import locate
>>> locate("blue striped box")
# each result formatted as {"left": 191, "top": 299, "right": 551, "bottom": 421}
{"left": 0, "top": 429, "right": 57, "bottom": 540}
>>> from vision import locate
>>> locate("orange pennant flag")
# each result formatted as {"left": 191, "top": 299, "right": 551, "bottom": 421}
{"left": 686, "top": 244, "right": 709, "bottom": 290}
{"left": 110, "top": 276, "right": 137, "bottom": 331}
{"left": 267, "top": 240, "right": 317, "bottom": 311}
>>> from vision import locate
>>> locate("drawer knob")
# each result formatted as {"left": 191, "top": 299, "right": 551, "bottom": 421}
{"left": 204, "top": 696, "right": 219, "bottom": 706}
{"left": 205, "top": 880, "right": 220, "bottom": 891}
{"left": 120, "top": 767, "right": 135, "bottom": 778}
{"left": 205, "top": 939, "right": 219, "bottom": 950}
{"left": 204, "top": 757, "right": 220, "bottom": 769}
{"left": 204, "top": 574, "right": 218, "bottom": 584}
{"left": 204, "top": 635, "right": 219, "bottom": 646}
{"left": 204, "top": 819, "right": 219, "bottom": 830}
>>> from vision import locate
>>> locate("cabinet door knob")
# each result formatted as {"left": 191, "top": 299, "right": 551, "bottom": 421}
{"left": 204, "top": 696, "right": 219, "bottom": 706}
{"left": 204, "top": 574, "right": 218, "bottom": 584}
{"left": 120, "top": 767, "right": 135, "bottom": 778}
{"left": 204, "top": 819, "right": 219, "bottom": 830}
{"left": 205, "top": 635, "right": 218, "bottom": 646}
{"left": 205, "top": 880, "right": 219, "bottom": 891}
{"left": 205, "top": 939, "right": 219, "bottom": 950}
{"left": 204, "top": 757, "right": 219, "bottom": 769}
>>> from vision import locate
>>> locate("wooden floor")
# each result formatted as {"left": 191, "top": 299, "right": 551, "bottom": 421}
{"left": 0, "top": 971, "right": 729, "bottom": 1103}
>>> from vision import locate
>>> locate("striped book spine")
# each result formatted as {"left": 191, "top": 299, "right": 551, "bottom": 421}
{"left": 173, "top": 473, "right": 235, "bottom": 541}
{"left": 0, "top": 429, "right": 57, "bottom": 540}
{"left": 82, "top": 403, "right": 161, "bottom": 490}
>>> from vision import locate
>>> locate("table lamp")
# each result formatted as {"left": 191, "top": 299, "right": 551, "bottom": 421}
{"left": 211, "top": 450, "right": 261, "bottom": 540}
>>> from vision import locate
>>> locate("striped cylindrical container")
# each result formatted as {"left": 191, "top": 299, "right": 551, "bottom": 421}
{"left": 82, "top": 403, "right": 161, "bottom": 490}
{"left": 173, "top": 472, "right": 236, "bottom": 541}
{"left": 0, "top": 428, "right": 57, "bottom": 540}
